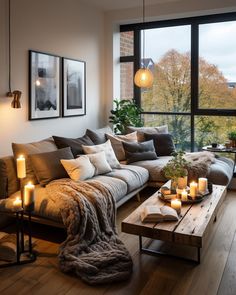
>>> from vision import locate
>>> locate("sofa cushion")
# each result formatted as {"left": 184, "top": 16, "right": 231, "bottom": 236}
{"left": 87, "top": 175, "right": 128, "bottom": 203}
{"left": 30, "top": 147, "right": 74, "bottom": 186}
{"left": 126, "top": 125, "right": 168, "bottom": 142}
{"left": 105, "top": 164, "right": 149, "bottom": 193}
{"left": 86, "top": 126, "right": 113, "bottom": 144}
{"left": 12, "top": 138, "right": 58, "bottom": 185}
{"left": 86, "top": 152, "right": 112, "bottom": 175}
{"left": 122, "top": 140, "right": 158, "bottom": 164}
{"left": 144, "top": 133, "right": 175, "bottom": 156}
{"left": 0, "top": 156, "right": 19, "bottom": 198}
{"left": 53, "top": 135, "right": 94, "bottom": 157}
{"left": 207, "top": 157, "right": 234, "bottom": 186}
{"left": 82, "top": 140, "right": 121, "bottom": 169}
{"left": 106, "top": 132, "right": 138, "bottom": 161}
{"left": 61, "top": 156, "right": 95, "bottom": 181}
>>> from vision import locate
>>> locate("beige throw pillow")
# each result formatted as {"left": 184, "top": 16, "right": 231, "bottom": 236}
{"left": 106, "top": 132, "right": 138, "bottom": 161}
{"left": 61, "top": 156, "right": 95, "bottom": 181}
{"left": 126, "top": 125, "right": 168, "bottom": 142}
{"left": 86, "top": 151, "right": 112, "bottom": 175}
{"left": 82, "top": 140, "right": 121, "bottom": 169}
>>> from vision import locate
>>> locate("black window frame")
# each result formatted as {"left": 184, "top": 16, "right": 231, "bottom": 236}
{"left": 120, "top": 12, "right": 236, "bottom": 151}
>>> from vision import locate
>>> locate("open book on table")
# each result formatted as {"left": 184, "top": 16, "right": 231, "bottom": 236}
{"left": 141, "top": 205, "right": 179, "bottom": 223}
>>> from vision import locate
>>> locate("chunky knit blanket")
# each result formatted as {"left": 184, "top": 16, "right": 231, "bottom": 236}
{"left": 46, "top": 178, "right": 132, "bottom": 285}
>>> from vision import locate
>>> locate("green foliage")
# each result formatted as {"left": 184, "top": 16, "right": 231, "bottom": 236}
{"left": 163, "top": 150, "right": 189, "bottom": 179}
{"left": 109, "top": 99, "right": 144, "bottom": 134}
{"left": 228, "top": 131, "right": 236, "bottom": 140}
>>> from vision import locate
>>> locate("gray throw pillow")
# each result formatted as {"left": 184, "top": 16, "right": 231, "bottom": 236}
{"left": 122, "top": 140, "right": 158, "bottom": 164}
{"left": 144, "top": 133, "right": 175, "bottom": 156}
{"left": 126, "top": 125, "right": 168, "bottom": 142}
{"left": 86, "top": 126, "right": 113, "bottom": 144}
{"left": 29, "top": 147, "right": 74, "bottom": 186}
{"left": 53, "top": 135, "right": 94, "bottom": 157}
{"left": 12, "top": 138, "right": 58, "bottom": 185}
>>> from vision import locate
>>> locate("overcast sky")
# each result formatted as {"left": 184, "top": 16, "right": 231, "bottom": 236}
{"left": 144, "top": 21, "right": 236, "bottom": 81}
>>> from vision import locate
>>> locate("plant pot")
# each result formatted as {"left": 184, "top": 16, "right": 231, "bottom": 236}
{"left": 177, "top": 176, "right": 188, "bottom": 189}
{"left": 230, "top": 139, "right": 236, "bottom": 148}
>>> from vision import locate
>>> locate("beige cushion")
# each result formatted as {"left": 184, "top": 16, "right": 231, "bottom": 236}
{"left": 12, "top": 138, "right": 57, "bottom": 185}
{"left": 86, "top": 152, "right": 112, "bottom": 175}
{"left": 106, "top": 132, "right": 138, "bottom": 161}
{"left": 126, "top": 125, "right": 168, "bottom": 142}
{"left": 61, "top": 156, "right": 95, "bottom": 181}
{"left": 82, "top": 140, "right": 121, "bottom": 169}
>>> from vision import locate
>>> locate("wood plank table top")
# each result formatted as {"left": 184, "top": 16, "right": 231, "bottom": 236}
{"left": 122, "top": 184, "right": 227, "bottom": 249}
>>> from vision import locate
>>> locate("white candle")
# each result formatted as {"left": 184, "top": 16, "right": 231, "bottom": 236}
{"left": 181, "top": 189, "right": 188, "bottom": 202}
{"left": 198, "top": 178, "right": 208, "bottom": 193}
{"left": 17, "top": 155, "right": 26, "bottom": 179}
{"left": 190, "top": 182, "right": 198, "bottom": 198}
{"left": 24, "top": 182, "right": 35, "bottom": 210}
{"left": 13, "top": 196, "right": 22, "bottom": 211}
{"left": 171, "top": 199, "right": 181, "bottom": 214}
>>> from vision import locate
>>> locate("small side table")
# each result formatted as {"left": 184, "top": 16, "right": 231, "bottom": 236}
{"left": 0, "top": 209, "right": 36, "bottom": 268}
{"left": 202, "top": 145, "right": 236, "bottom": 174}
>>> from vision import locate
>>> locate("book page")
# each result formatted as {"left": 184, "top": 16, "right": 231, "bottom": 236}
{"left": 160, "top": 206, "right": 178, "bottom": 221}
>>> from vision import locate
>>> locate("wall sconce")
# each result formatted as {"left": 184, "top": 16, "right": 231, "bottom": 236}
{"left": 6, "top": 0, "right": 22, "bottom": 108}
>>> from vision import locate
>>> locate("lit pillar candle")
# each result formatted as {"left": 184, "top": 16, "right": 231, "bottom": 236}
{"left": 181, "top": 189, "right": 188, "bottom": 202}
{"left": 198, "top": 178, "right": 208, "bottom": 194}
{"left": 24, "top": 182, "right": 35, "bottom": 211}
{"left": 17, "top": 155, "right": 26, "bottom": 179}
{"left": 171, "top": 199, "right": 181, "bottom": 215}
{"left": 190, "top": 182, "right": 198, "bottom": 198}
{"left": 13, "top": 196, "right": 23, "bottom": 211}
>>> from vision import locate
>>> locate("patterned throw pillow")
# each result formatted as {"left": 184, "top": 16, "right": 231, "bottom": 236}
{"left": 106, "top": 131, "right": 138, "bottom": 161}
{"left": 82, "top": 140, "right": 121, "bottom": 169}
{"left": 61, "top": 156, "right": 95, "bottom": 181}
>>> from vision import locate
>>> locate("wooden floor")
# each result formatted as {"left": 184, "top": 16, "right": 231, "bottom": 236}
{"left": 1, "top": 187, "right": 236, "bottom": 295}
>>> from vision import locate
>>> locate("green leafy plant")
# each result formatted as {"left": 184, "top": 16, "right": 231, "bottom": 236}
{"left": 228, "top": 131, "right": 236, "bottom": 140}
{"left": 109, "top": 99, "right": 144, "bottom": 134}
{"left": 163, "top": 150, "right": 189, "bottom": 179}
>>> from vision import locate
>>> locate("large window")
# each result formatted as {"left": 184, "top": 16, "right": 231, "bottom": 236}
{"left": 120, "top": 13, "right": 236, "bottom": 151}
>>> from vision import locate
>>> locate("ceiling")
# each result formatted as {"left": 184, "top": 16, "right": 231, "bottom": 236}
{"left": 84, "top": 0, "right": 178, "bottom": 11}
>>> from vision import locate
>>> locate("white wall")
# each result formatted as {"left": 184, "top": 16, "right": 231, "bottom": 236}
{"left": 104, "top": 0, "right": 236, "bottom": 122}
{"left": 0, "top": 0, "right": 105, "bottom": 156}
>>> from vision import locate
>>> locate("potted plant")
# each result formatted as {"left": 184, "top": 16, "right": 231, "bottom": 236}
{"left": 163, "top": 150, "right": 189, "bottom": 190}
{"left": 228, "top": 131, "right": 236, "bottom": 148}
{"left": 109, "top": 99, "right": 143, "bottom": 134}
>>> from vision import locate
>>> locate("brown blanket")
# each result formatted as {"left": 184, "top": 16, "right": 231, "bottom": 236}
{"left": 46, "top": 178, "right": 132, "bottom": 285}
{"left": 185, "top": 151, "right": 215, "bottom": 181}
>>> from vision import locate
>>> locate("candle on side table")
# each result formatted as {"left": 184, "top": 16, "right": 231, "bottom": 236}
{"left": 171, "top": 199, "right": 181, "bottom": 215}
{"left": 24, "top": 182, "right": 35, "bottom": 211}
{"left": 13, "top": 196, "right": 23, "bottom": 211}
{"left": 198, "top": 178, "right": 208, "bottom": 194}
{"left": 17, "top": 155, "right": 26, "bottom": 179}
{"left": 190, "top": 182, "right": 198, "bottom": 198}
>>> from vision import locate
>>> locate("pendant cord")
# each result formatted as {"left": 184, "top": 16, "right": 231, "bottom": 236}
{"left": 8, "top": 0, "right": 11, "bottom": 93}
{"left": 142, "top": 0, "right": 145, "bottom": 68}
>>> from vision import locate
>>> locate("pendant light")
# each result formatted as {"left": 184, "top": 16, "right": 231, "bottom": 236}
{"left": 6, "top": 0, "right": 22, "bottom": 108}
{"left": 134, "top": 0, "right": 154, "bottom": 88}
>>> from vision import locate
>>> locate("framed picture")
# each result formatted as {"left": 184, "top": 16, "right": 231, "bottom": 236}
{"left": 62, "top": 57, "right": 86, "bottom": 117}
{"left": 29, "top": 50, "right": 60, "bottom": 120}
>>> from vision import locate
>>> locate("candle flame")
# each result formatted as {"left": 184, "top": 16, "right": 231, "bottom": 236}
{"left": 19, "top": 155, "right": 24, "bottom": 159}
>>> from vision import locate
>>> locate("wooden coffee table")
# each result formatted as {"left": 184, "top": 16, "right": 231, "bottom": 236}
{"left": 122, "top": 183, "right": 227, "bottom": 263}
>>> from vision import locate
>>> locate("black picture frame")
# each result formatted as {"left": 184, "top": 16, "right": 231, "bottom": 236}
{"left": 29, "top": 50, "right": 60, "bottom": 120}
{"left": 62, "top": 57, "right": 86, "bottom": 117}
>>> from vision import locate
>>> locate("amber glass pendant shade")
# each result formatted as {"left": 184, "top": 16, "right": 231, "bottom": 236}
{"left": 134, "top": 68, "right": 154, "bottom": 88}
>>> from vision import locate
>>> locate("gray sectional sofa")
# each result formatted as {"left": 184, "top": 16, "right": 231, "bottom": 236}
{"left": 0, "top": 126, "right": 234, "bottom": 228}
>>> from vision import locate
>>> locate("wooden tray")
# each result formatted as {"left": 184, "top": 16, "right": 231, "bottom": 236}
{"left": 158, "top": 189, "right": 210, "bottom": 204}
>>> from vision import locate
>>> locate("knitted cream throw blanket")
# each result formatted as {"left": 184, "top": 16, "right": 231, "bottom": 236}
{"left": 46, "top": 178, "right": 132, "bottom": 285}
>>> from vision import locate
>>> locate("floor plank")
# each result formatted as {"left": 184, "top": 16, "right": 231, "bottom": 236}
{"left": 0, "top": 188, "right": 236, "bottom": 295}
